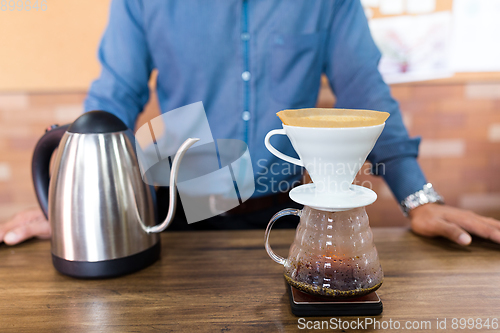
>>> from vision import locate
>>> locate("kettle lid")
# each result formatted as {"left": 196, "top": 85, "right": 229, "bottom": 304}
{"left": 68, "top": 110, "right": 128, "bottom": 134}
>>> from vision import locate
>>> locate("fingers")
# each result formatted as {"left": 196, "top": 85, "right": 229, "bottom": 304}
{"left": 409, "top": 204, "right": 472, "bottom": 246}
{"left": 4, "top": 220, "right": 51, "bottom": 245}
{"left": 430, "top": 218, "right": 472, "bottom": 246}
{"left": 445, "top": 211, "right": 500, "bottom": 244}
{"left": 0, "top": 212, "right": 29, "bottom": 241}
{"left": 481, "top": 216, "right": 500, "bottom": 229}
{"left": 411, "top": 216, "right": 472, "bottom": 246}
{"left": 0, "top": 208, "right": 50, "bottom": 245}
{"left": 410, "top": 204, "right": 500, "bottom": 246}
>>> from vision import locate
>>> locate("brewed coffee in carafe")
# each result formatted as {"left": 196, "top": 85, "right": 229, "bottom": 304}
{"left": 264, "top": 108, "right": 389, "bottom": 299}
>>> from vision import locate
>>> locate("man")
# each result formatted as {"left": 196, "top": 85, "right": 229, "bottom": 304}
{"left": 1, "top": 0, "right": 500, "bottom": 245}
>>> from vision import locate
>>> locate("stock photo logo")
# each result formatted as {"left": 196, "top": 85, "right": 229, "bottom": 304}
{"left": 135, "top": 102, "right": 255, "bottom": 224}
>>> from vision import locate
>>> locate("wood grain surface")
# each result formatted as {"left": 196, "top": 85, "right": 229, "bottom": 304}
{"left": 1, "top": 228, "right": 499, "bottom": 332}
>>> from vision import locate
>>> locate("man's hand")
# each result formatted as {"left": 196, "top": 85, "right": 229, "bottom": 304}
{"left": 0, "top": 208, "right": 51, "bottom": 245}
{"left": 409, "top": 203, "right": 500, "bottom": 246}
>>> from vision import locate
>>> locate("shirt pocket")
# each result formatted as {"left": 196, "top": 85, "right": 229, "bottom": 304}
{"left": 269, "top": 31, "right": 326, "bottom": 106}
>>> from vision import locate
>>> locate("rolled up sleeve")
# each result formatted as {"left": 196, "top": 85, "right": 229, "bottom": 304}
{"left": 84, "top": 0, "right": 153, "bottom": 130}
{"left": 324, "top": 0, "right": 427, "bottom": 202}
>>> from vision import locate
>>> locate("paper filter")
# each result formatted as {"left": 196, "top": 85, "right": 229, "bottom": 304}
{"left": 277, "top": 108, "right": 390, "bottom": 128}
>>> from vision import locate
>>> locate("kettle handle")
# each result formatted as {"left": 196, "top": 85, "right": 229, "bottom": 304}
{"left": 264, "top": 208, "right": 302, "bottom": 266}
{"left": 32, "top": 124, "right": 70, "bottom": 219}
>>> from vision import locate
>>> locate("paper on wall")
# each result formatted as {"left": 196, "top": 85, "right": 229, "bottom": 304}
{"left": 361, "top": 0, "right": 381, "bottom": 7}
{"left": 369, "top": 12, "right": 454, "bottom": 84}
{"left": 406, "top": 0, "right": 436, "bottom": 14}
{"left": 379, "top": 0, "right": 405, "bottom": 15}
{"left": 450, "top": 0, "right": 500, "bottom": 72}
{"left": 364, "top": 7, "right": 374, "bottom": 19}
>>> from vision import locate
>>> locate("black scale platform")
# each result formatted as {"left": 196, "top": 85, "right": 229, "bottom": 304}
{"left": 286, "top": 282, "right": 383, "bottom": 317}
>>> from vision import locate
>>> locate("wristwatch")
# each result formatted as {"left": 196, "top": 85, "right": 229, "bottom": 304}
{"left": 400, "top": 183, "right": 444, "bottom": 217}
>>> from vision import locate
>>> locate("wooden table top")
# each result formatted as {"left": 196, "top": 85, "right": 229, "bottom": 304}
{"left": 1, "top": 227, "right": 499, "bottom": 332}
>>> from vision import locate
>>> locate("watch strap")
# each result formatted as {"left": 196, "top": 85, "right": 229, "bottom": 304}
{"left": 400, "top": 183, "right": 444, "bottom": 216}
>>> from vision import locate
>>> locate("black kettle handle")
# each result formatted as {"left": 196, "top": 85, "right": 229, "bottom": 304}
{"left": 32, "top": 124, "right": 70, "bottom": 219}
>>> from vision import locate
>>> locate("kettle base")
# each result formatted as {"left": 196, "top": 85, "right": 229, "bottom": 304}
{"left": 52, "top": 241, "right": 161, "bottom": 279}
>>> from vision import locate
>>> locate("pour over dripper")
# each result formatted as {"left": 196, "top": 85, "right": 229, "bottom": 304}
{"left": 265, "top": 123, "right": 385, "bottom": 211}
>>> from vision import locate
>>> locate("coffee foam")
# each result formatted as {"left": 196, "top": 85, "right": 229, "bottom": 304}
{"left": 277, "top": 108, "right": 390, "bottom": 128}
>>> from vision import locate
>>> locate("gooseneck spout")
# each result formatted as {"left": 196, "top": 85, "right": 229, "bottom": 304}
{"left": 145, "top": 137, "right": 200, "bottom": 233}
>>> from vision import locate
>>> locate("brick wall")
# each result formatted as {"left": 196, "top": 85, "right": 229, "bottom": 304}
{"left": 1, "top": 79, "right": 499, "bottom": 226}
{"left": 361, "top": 82, "right": 500, "bottom": 225}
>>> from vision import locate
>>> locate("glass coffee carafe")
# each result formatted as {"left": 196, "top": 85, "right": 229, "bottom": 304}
{"left": 265, "top": 206, "right": 383, "bottom": 298}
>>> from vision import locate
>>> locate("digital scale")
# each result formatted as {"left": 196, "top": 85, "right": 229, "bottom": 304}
{"left": 286, "top": 282, "right": 383, "bottom": 317}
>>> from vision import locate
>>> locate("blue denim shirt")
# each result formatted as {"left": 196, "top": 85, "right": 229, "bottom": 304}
{"left": 84, "top": 0, "right": 427, "bottom": 202}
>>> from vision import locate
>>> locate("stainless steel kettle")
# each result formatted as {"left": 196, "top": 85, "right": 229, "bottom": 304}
{"left": 32, "top": 111, "right": 198, "bottom": 278}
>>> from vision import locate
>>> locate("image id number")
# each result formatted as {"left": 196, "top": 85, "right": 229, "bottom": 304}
{"left": 452, "top": 318, "right": 498, "bottom": 330}
{"left": 1, "top": 0, "right": 47, "bottom": 11}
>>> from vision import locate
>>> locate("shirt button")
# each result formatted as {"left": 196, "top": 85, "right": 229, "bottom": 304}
{"left": 241, "top": 71, "right": 251, "bottom": 81}
{"left": 242, "top": 111, "right": 251, "bottom": 121}
{"left": 241, "top": 33, "right": 250, "bottom": 41}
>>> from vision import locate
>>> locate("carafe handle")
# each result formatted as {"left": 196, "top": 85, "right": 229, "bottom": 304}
{"left": 264, "top": 208, "right": 301, "bottom": 266}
